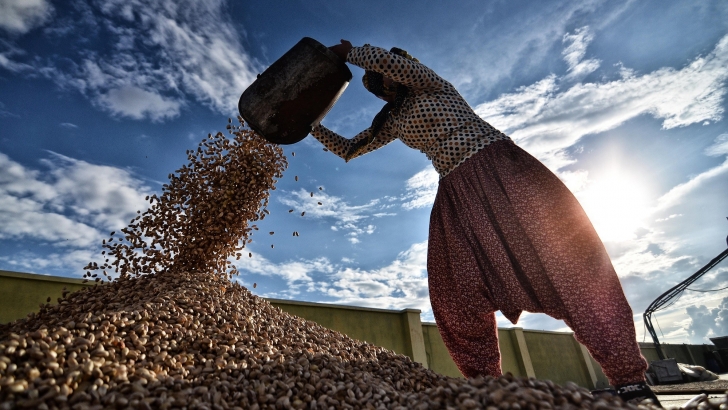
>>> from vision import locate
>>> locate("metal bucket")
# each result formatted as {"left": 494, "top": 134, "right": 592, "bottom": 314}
{"left": 238, "top": 37, "right": 352, "bottom": 145}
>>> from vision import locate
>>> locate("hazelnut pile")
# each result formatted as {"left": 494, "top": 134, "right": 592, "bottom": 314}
{"left": 0, "top": 270, "right": 674, "bottom": 409}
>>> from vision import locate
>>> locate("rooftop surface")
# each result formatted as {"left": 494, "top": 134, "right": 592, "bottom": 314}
{"left": 655, "top": 373, "right": 728, "bottom": 408}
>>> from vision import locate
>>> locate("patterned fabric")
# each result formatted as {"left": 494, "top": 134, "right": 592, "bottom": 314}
{"left": 311, "top": 45, "right": 510, "bottom": 177}
{"left": 427, "top": 140, "right": 648, "bottom": 385}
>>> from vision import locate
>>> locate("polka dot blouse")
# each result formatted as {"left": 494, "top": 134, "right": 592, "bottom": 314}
{"left": 311, "top": 45, "right": 510, "bottom": 177}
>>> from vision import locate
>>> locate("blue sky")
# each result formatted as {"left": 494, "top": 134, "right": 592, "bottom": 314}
{"left": 1, "top": 0, "right": 727, "bottom": 345}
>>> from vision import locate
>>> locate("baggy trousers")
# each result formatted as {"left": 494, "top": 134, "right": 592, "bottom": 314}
{"left": 427, "top": 140, "right": 647, "bottom": 386}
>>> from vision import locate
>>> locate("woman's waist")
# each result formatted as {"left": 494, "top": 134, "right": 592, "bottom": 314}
{"left": 417, "top": 126, "right": 509, "bottom": 159}
{"left": 426, "top": 131, "right": 512, "bottom": 177}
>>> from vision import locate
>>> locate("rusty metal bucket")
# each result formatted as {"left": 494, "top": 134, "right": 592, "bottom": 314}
{"left": 238, "top": 37, "right": 352, "bottom": 145}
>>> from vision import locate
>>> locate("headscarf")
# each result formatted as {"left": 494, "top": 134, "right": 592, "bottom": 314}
{"left": 345, "top": 47, "right": 418, "bottom": 161}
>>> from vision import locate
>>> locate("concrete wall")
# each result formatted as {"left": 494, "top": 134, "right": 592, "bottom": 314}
{"left": 0, "top": 270, "right": 716, "bottom": 389}
{"left": 526, "top": 330, "right": 612, "bottom": 388}
{"left": 639, "top": 342, "right": 715, "bottom": 369}
{"left": 496, "top": 327, "right": 528, "bottom": 377}
{"left": 267, "top": 298, "right": 428, "bottom": 368}
{"left": 0, "top": 270, "right": 91, "bottom": 324}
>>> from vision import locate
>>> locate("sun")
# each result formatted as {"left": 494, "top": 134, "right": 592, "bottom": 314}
{"left": 575, "top": 169, "right": 651, "bottom": 243}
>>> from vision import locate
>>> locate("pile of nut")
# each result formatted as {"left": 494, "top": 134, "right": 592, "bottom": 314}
{"left": 1, "top": 269, "right": 673, "bottom": 409}
{"left": 0, "top": 121, "right": 697, "bottom": 408}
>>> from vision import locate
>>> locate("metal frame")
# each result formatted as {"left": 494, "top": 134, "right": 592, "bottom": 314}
{"left": 643, "top": 234, "right": 728, "bottom": 360}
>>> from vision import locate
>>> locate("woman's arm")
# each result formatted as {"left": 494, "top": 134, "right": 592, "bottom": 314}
{"left": 329, "top": 40, "right": 446, "bottom": 92}
{"left": 348, "top": 45, "right": 447, "bottom": 91}
{"left": 311, "top": 123, "right": 397, "bottom": 162}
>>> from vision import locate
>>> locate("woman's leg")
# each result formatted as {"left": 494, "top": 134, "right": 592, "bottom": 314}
{"left": 545, "top": 262, "right": 648, "bottom": 386}
{"left": 484, "top": 143, "right": 648, "bottom": 386}
{"left": 428, "top": 193, "right": 502, "bottom": 379}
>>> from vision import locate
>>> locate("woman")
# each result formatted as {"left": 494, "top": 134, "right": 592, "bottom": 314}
{"left": 311, "top": 40, "right": 658, "bottom": 405}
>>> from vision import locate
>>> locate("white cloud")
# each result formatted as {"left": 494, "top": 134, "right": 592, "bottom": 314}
{"left": 42, "top": 152, "right": 152, "bottom": 229}
{"left": 685, "top": 297, "right": 728, "bottom": 344}
{"left": 278, "top": 189, "right": 389, "bottom": 244}
{"left": 1, "top": 0, "right": 261, "bottom": 121}
{"left": 655, "top": 158, "right": 728, "bottom": 212}
{"left": 628, "top": 263, "right": 728, "bottom": 344}
{"left": 443, "top": 0, "right": 625, "bottom": 95}
{"left": 401, "top": 166, "right": 439, "bottom": 210}
{"left": 557, "top": 169, "right": 589, "bottom": 193}
{"left": 475, "top": 75, "right": 559, "bottom": 145}
{"left": 0, "top": 42, "right": 34, "bottom": 73}
{"left": 59, "top": 122, "right": 78, "bottom": 129}
{"left": 655, "top": 214, "right": 682, "bottom": 223}
{"left": 0, "top": 151, "right": 152, "bottom": 248}
{"left": 0, "top": 249, "right": 99, "bottom": 278}
{"left": 0, "top": 0, "right": 53, "bottom": 34}
{"left": 0, "top": 193, "right": 101, "bottom": 248}
{"left": 576, "top": 170, "right": 653, "bottom": 242}
{"left": 475, "top": 34, "right": 728, "bottom": 167}
{"left": 561, "top": 26, "right": 601, "bottom": 81}
{"left": 0, "top": 152, "right": 98, "bottom": 247}
{"left": 609, "top": 236, "right": 689, "bottom": 279}
{"left": 706, "top": 133, "right": 728, "bottom": 156}
{"left": 233, "top": 241, "right": 431, "bottom": 314}
{"left": 233, "top": 252, "right": 334, "bottom": 297}
{"left": 94, "top": 0, "right": 261, "bottom": 113}
{"left": 98, "top": 86, "right": 182, "bottom": 121}
{"left": 325, "top": 241, "right": 430, "bottom": 313}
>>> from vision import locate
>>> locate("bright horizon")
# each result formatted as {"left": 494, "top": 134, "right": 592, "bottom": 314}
{"left": 1, "top": 0, "right": 727, "bottom": 346}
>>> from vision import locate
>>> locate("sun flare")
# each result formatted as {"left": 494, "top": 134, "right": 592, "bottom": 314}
{"left": 576, "top": 169, "right": 651, "bottom": 243}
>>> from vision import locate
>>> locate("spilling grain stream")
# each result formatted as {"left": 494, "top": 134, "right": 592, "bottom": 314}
{"left": 0, "top": 120, "right": 693, "bottom": 409}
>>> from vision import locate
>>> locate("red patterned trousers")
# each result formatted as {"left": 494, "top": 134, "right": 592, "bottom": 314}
{"left": 427, "top": 140, "right": 647, "bottom": 386}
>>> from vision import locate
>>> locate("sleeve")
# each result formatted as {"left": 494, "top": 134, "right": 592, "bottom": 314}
{"left": 347, "top": 45, "right": 447, "bottom": 91}
{"left": 310, "top": 123, "right": 397, "bottom": 161}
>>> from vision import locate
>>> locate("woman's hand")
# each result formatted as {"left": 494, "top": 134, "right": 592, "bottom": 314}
{"left": 329, "top": 39, "right": 353, "bottom": 62}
